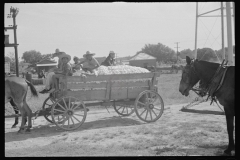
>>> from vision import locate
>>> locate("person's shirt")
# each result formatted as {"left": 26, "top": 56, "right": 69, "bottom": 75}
{"left": 72, "top": 63, "right": 81, "bottom": 73}
{"left": 82, "top": 57, "right": 100, "bottom": 69}
{"left": 55, "top": 63, "right": 72, "bottom": 76}
{"left": 101, "top": 56, "right": 116, "bottom": 66}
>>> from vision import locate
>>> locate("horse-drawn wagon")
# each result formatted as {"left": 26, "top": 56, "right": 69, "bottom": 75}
{"left": 40, "top": 72, "right": 164, "bottom": 131}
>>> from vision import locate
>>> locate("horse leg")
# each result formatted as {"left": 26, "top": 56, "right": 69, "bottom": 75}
{"left": 23, "top": 100, "right": 32, "bottom": 132}
{"left": 17, "top": 103, "right": 26, "bottom": 133}
{"left": 224, "top": 112, "right": 235, "bottom": 155}
{"left": 9, "top": 99, "right": 19, "bottom": 128}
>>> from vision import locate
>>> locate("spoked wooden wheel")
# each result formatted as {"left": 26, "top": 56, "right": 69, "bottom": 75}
{"left": 42, "top": 96, "right": 57, "bottom": 123}
{"left": 51, "top": 96, "right": 87, "bottom": 131}
{"left": 134, "top": 90, "right": 164, "bottom": 123}
{"left": 113, "top": 103, "right": 135, "bottom": 116}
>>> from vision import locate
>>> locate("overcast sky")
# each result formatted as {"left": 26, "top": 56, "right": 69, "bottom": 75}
{"left": 4, "top": 2, "right": 235, "bottom": 63}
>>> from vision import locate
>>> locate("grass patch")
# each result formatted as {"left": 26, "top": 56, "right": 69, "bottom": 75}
{"left": 157, "top": 73, "right": 198, "bottom": 105}
{"left": 133, "top": 125, "right": 155, "bottom": 135}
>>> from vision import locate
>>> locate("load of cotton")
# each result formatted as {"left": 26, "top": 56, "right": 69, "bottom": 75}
{"left": 96, "top": 65, "right": 150, "bottom": 75}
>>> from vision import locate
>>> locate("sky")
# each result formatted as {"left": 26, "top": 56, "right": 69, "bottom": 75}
{"left": 4, "top": 2, "right": 235, "bottom": 63}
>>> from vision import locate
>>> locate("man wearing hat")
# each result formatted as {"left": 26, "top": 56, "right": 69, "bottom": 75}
{"left": 101, "top": 51, "right": 116, "bottom": 66}
{"left": 78, "top": 51, "right": 100, "bottom": 73}
{"left": 39, "top": 49, "right": 71, "bottom": 94}
{"left": 50, "top": 53, "right": 72, "bottom": 92}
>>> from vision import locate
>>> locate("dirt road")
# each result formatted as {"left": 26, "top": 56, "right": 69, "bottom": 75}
{"left": 5, "top": 102, "right": 233, "bottom": 157}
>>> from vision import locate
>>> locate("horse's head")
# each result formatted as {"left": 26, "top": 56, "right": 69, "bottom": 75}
{"left": 179, "top": 56, "right": 200, "bottom": 96}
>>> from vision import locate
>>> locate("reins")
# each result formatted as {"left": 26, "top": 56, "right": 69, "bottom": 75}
{"left": 188, "top": 59, "right": 228, "bottom": 112}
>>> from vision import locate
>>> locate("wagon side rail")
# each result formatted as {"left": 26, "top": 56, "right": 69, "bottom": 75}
{"left": 55, "top": 72, "right": 160, "bottom": 100}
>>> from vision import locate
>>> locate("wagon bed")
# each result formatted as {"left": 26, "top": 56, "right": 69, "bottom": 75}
{"left": 40, "top": 72, "right": 164, "bottom": 131}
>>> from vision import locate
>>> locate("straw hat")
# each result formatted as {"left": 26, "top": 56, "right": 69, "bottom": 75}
{"left": 109, "top": 51, "right": 115, "bottom": 54}
{"left": 52, "top": 48, "right": 66, "bottom": 58}
{"left": 83, "top": 51, "right": 95, "bottom": 57}
{"left": 59, "top": 54, "right": 71, "bottom": 63}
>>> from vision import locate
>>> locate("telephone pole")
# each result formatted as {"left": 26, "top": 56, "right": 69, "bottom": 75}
{"left": 175, "top": 42, "right": 180, "bottom": 63}
{"left": 5, "top": 6, "right": 19, "bottom": 76}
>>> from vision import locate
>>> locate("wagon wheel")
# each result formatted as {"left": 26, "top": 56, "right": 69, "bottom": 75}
{"left": 51, "top": 96, "right": 87, "bottom": 131}
{"left": 42, "top": 96, "right": 57, "bottom": 123}
{"left": 113, "top": 103, "right": 135, "bottom": 116}
{"left": 134, "top": 90, "right": 164, "bottom": 123}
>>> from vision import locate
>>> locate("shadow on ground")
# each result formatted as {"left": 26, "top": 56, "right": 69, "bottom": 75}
{"left": 5, "top": 116, "right": 142, "bottom": 143}
{"left": 180, "top": 108, "right": 225, "bottom": 115}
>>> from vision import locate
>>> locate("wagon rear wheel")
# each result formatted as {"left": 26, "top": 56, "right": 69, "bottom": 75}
{"left": 113, "top": 103, "right": 134, "bottom": 116}
{"left": 42, "top": 96, "right": 57, "bottom": 123}
{"left": 51, "top": 96, "right": 87, "bottom": 131}
{"left": 134, "top": 90, "right": 164, "bottom": 123}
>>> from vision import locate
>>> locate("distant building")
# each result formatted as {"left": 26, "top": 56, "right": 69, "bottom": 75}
{"left": 129, "top": 53, "right": 157, "bottom": 68}
{"left": 36, "top": 59, "right": 57, "bottom": 73}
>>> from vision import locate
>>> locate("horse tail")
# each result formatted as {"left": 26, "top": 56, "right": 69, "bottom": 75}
{"left": 25, "top": 80, "right": 38, "bottom": 97}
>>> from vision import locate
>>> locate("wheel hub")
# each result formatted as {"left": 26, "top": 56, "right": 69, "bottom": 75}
{"left": 149, "top": 104, "right": 154, "bottom": 109}
{"left": 67, "top": 110, "right": 73, "bottom": 116}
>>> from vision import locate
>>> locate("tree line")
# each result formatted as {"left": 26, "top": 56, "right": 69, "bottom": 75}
{"left": 6, "top": 44, "right": 235, "bottom": 72}
{"left": 137, "top": 43, "right": 235, "bottom": 63}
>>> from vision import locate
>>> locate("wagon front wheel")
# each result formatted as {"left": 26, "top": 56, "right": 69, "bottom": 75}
{"left": 51, "top": 96, "right": 87, "bottom": 131}
{"left": 134, "top": 90, "right": 164, "bottom": 123}
{"left": 42, "top": 96, "right": 57, "bottom": 123}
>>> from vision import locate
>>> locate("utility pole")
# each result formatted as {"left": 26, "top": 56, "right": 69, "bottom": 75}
{"left": 226, "top": 2, "right": 233, "bottom": 66}
{"left": 174, "top": 42, "right": 180, "bottom": 63}
{"left": 221, "top": 2, "right": 225, "bottom": 60}
{"left": 5, "top": 6, "right": 19, "bottom": 77}
{"left": 194, "top": 2, "right": 198, "bottom": 59}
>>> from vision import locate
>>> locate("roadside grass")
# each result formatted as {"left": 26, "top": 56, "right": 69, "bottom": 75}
{"left": 157, "top": 73, "right": 198, "bottom": 105}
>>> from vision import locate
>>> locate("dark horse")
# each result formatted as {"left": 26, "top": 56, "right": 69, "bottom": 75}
{"left": 5, "top": 77, "right": 38, "bottom": 133}
{"left": 179, "top": 56, "right": 235, "bottom": 156}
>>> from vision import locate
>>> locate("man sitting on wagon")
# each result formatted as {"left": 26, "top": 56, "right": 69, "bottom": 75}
{"left": 101, "top": 51, "right": 116, "bottom": 66}
{"left": 40, "top": 52, "right": 72, "bottom": 94}
{"left": 78, "top": 51, "right": 100, "bottom": 73}
{"left": 50, "top": 54, "right": 72, "bottom": 92}
{"left": 39, "top": 49, "right": 65, "bottom": 94}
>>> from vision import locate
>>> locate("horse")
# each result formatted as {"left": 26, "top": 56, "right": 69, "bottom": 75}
{"left": 179, "top": 56, "right": 235, "bottom": 156}
{"left": 5, "top": 76, "right": 38, "bottom": 133}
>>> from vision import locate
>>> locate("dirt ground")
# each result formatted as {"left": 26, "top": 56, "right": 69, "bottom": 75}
{"left": 5, "top": 101, "right": 234, "bottom": 157}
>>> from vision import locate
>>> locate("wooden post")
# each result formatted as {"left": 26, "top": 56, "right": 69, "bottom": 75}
{"left": 221, "top": 2, "right": 225, "bottom": 60}
{"left": 13, "top": 15, "right": 19, "bottom": 77}
{"left": 226, "top": 2, "right": 233, "bottom": 66}
{"left": 194, "top": 2, "right": 198, "bottom": 59}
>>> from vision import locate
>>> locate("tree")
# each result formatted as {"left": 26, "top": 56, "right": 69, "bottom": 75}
{"left": 22, "top": 50, "right": 42, "bottom": 64}
{"left": 41, "top": 53, "right": 53, "bottom": 60}
{"left": 196, "top": 48, "right": 218, "bottom": 62}
{"left": 215, "top": 45, "right": 235, "bottom": 61}
{"left": 179, "top": 49, "right": 194, "bottom": 59}
{"left": 138, "top": 43, "right": 176, "bottom": 63}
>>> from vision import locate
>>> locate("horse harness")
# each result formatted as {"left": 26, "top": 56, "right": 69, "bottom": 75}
{"left": 191, "top": 60, "right": 229, "bottom": 106}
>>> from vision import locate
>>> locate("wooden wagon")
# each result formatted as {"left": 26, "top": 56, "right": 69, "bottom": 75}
{"left": 41, "top": 72, "right": 164, "bottom": 131}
